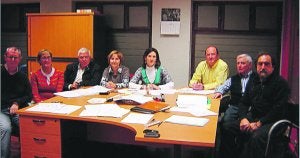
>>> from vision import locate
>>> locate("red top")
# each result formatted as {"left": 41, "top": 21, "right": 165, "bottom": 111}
{"left": 30, "top": 68, "right": 64, "bottom": 103}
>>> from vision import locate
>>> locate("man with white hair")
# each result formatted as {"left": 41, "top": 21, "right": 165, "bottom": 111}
{"left": 64, "top": 47, "right": 102, "bottom": 90}
{"left": 214, "top": 53, "right": 255, "bottom": 122}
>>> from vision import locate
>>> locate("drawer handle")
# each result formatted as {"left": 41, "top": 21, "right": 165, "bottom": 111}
{"left": 32, "top": 119, "right": 46, "bottom": 124}
{"left": 34, "top": 156, "right": 47, "bottom": 158}
{"left": 33, "top": 137, "right": 46, "bottom": 143}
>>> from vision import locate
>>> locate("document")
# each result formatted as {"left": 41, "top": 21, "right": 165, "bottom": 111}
{"left": 54, "top": 86, "right": 110, "bottom": 98}
{"left": 170, "top": 107, "right": 217, "bottom": 117}
{"left": 176, "top": 95, "right": 208, "bottom": 108}
{"left": 26, "top": 103, "right": 81, "bottom": 114}
{"left": 87, "top": 98, "right": 107, "bottom": 104}
{"left": 177, "top": 88, "right": 215, "bottom": 95}
{"left": 79, "top": 104, "right": 130, "bottom": 118}
{"left": 165, "top": 115, "right": 209, "bottom": 127}
{"left": 149, "top": 89, "right": 176, "bottom": 95}
{"left": 121, "top": 113, "right": 154, "bottom": 124}
{"left": 118, "top": 89, "right": 147, "bottom": 95}
{"left": 114, "top": 94, "right": 153, "bottom": 104}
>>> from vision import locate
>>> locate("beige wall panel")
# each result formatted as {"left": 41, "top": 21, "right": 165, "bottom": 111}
{"left": 108, "top": 33, "right": 149, "bottom": 74}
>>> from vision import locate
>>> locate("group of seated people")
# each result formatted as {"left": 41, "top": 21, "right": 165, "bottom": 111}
{"left": 1, "top": 45, "right": 292, "bottom": 158}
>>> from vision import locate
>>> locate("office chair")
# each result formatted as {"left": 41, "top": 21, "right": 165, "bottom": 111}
{"left": 219, "top": 93, "right": 231, "bottom": 114}
{"left": 265, "top": 119, "right": 298, "bottom": 158}
{"left": 218, "top": 93, "right": 231, "bottom": 123}
{"left": 265, "top": 103, "right": 299, "bottom": 158}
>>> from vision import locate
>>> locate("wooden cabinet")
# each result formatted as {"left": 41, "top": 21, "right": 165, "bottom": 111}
{"left": 27, "top": 13, "right": 107, "bottom": 75}
{"left": 19, "top": 116, "right": 61, "bottom": 158}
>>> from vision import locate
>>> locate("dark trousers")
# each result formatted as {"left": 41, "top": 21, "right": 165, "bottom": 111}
{"left": 219, "top": 119, "right": 273, "bottom": 158}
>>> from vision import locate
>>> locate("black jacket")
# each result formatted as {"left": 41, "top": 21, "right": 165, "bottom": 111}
{"left": 63, "top": 60, "right": 102, "bottom": 90}
{"left": 238, "top": 72, "right": 290, "bottom": 124}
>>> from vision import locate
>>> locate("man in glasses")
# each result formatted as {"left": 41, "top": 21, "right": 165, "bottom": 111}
{"left": 1, "top": 47, "right": 33, "bottom": 158}
{"left": 219, "top": 52, "right": 291, "bottom": 158}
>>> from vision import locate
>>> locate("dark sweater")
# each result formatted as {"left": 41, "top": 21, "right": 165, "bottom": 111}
{"left": 1, "top": 65, "right": 32, "bottom": 110}
{"left": 238, "top": 72, "right": 290, "bottom": 124}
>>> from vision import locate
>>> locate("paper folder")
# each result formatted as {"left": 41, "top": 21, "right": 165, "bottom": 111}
{"left": 130, "top": 101, "right": 169, "bottom": 114}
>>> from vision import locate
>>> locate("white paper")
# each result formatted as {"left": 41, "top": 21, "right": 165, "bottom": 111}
{"left": 177, "top": 88, "right": 215, "bottom": 95}
{"left": 149, "top": 89, "right": 176, "bottom": 95}
{"left": 87, "top": 98, "right": 107, "bottom": 104}
{"left": 114, "top": 94, "right": 153, "bottom": 104}
{"left": 79, "top": 104, "right": 129, "bottom": 118}
{"left": 118, "top": 89, "right": 147, "bottom": 95}
{"left": 165, "top": 115, "right": 209, "bottom": 127}
{"left": 170, "top": 107, "right": 217, "bottom": 117}
{"left": 160, "top": 21, "right": 180, "bottom": 35}
{"left": 26, "top": 103, "right": 81, "bottom": 114}
{"left": 176, "top": 95, "right": 208, "bottom": 108}
{"left": 54, "top": 86, "right": 110, "bottom": 98}
{"left": 121, "top": 113, "right": 154, "bottom": 124}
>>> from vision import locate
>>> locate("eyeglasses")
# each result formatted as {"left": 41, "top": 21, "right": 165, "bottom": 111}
{"left": 257, "top": 62, "right": 272, "bottom": 67}
{"left": 41, "top": 56, "right": 51, "bottom": 60}
{"left": 6, "top": 56, "right": 20, "bottom": 60}
{"left": 79, "top": 56, "right": 90, "bottom": 59}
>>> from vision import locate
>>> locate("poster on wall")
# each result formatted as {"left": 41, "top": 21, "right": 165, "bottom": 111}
{"left": 160, "top": 8, "right": 180, "bottom": 35}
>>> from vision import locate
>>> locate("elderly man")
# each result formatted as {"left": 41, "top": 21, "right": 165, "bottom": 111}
{"left": 214, "top": 54, "right": 255, "bottom": 122}
{"left": 1, "top": 47, "right": 32, "bottom": 158}
{"left": 189, "top": 45, "right": 229, "bottom": 90}
{"left": 219, "top": 52, "right": 290, "bottom": 158}
{"left": 64, "top": 47, "right": 102, "bottom": 90}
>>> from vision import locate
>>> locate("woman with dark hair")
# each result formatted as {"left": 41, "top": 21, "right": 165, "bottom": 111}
{"left": 30, "top": 49, "right": 64, "bottom": 103}
{"left": 100, "top": 50, "right": 130, "bottom": 89}
{"left": 129, "top": 47, "right": 174, "bottom": 90}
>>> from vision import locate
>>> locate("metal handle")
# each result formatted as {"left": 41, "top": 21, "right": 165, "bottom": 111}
{"left": 32, "top": 119, "right": 45, "bottom": 124}
{"left": 34, "top": 156, "right": 47, "bottom": 158}
{"left": 33, "top": 137, "right": 46, "bottom": 143}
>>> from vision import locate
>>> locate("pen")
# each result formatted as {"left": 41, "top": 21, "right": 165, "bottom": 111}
{"left": 106, "top": 94, "right": 121, "bottom": 102}
{"left": 158, "top": 121, "right": 163, "bottom": 127}
{"left": 159, "top": 106, "right": 171, "bottom": 112}
{"left": 145, "top": 119, "right": 162, "bottom": 128}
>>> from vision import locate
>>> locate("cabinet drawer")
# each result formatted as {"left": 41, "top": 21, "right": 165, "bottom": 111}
{"left": 19, "top": 116, "right": 60, "bottom": 135}
{"left": 21, "top": 133, "right": 61, "bottom": 153}
{"left": 22, "top": 151, "right": 61, "bottom": 158}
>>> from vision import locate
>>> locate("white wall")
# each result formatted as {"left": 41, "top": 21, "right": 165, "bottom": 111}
{"left": 152, "top": 0, "right": 191, "bottom": 88}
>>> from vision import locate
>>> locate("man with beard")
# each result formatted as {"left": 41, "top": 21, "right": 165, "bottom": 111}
{"left": 219, "top": 52, "right": 290, "bottom": 158}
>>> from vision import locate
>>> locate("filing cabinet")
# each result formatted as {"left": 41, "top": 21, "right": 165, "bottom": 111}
{"left": 19, "top": 115, "right": 61, "bottom": 158}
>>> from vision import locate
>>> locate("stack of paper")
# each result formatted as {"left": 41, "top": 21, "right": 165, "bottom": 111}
{"left": 148, "top": 89, "right": 176, "bottom": 95}
{"left": 114, "top": 94, "right": 153, "bottom": 104}
{"left": 165, "top": 115, "right": 209, "bottom": 127}
{"left": 26, "top": 103, "right": 81, "bottom": 114}
{"left": 54, "top": 86, "right": 110, "bottom": 98}
{"left": 79, "top": 104, "right": 129, "bottom": 118}
{"left": 177, "top": 88, "right": 215, "bottom": 95}
{"left": 176, "top": 95, "right": 208, "bottom": 108}
{"left": 170, "top": 107, "right": 217, "bottom": 117}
